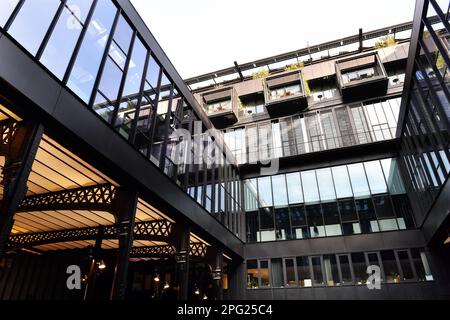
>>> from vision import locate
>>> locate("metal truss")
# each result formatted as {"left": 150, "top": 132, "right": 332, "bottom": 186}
{"left": 17, "top": 184, "right": 117, "bottom": 213}
{"left": 129, "top": 242, "right": 208, "bottom": 258}
{"left": 7, "top": 220, "right": 172, "bottom": 249}
{"left": 0, "top": 119, "right": 19, "bottom": 154}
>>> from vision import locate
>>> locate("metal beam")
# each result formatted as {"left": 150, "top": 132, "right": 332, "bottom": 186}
{"left": 17, "top": 184, "right": 117, "bottom": 214}
{"left": 7, "top": 220, "right": 172, "bottom": 249}
{"left": 129, "top": 243, "right": 208, "bottom": 258}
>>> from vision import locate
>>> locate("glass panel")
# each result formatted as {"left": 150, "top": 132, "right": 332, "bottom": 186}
{"left": 67, "top": 0, "right": 117, "bottom": 102}
{"left": 311, "top": 257, "right": 324, "bottom": 286}
{"left": 247, "top": 260, "right": 259, "bottom": 289}
{"left": 301, "top": 170, "right": 319, "bottom": 203}
{"left": 286, "top": 172, "right": 303, "bottom": 204}
{"left": 391, "top": 194, "right": 415, "bottom": 229}
{"left": 323, "top": 255, "right": 340, "bottom": 286}
{"left": 271, "top": 258, "right": 283, "bottom": 287}
{"left": 244, "top": 179, "right": 258, "bottom": 211}
{"left": 296, "top": 257, "right": 312, "bottom": 287}
{"left": 380, "top": 158, "right": 406, "bottom": 194}
{"left": 258, "top": 208, "right": 275, "bottom": 242}
{"left": 0, "top": 0, "right": 20, "bottom": 28}
{"left": 364, "top": 160, "right": 388, "bottom": 194}
{"left": 339, "top": 255, "right": 353, "bottom": 284}
{"left": 290, "top": 206, "right": 308, "bottom": 239}
{"left": 411, "top": 248, "right": 433, "bottom": 281}
{"left": 259, "top": 260, "right": 270, "bottom": 287}
{"left": 316, "top": 168, "right": 336, "bottom": 201}
{"left": 351, "top": 252, "right": 367, "bottom": 285}
{"left": 245, "top": 211, "right": 258, "bottom": 243}
{"left": 373, "top": 195, "right": 396, "bottom": 218}
{"left": 348, "top": 163, "right": 371, "bottom": 197}
{"left": 322, "top": 202, "right": 342, "bottom": 236}
{"left": 381, "top": 250, "right": 400, "bottom": 283}
{"left": 356, "top": 198, "right": 379, "bottom": 233}
{"left": 40, "top": 0, "right": 94, "bottom": 79}
{"left": 397, "top": 250, "right": 414, "bottom": 280}
{"left": 275, "top": 207, "right": 291, "bottom": 241}
{"left": 332, "top": 166, "right": 353, "bottom": 198}
{"left": 306, "top": 204, "right": 325, "bottom": 238}
{"left": 285, "top": 259, "right": 296, "bottom": 287}
{"left": 8, "top": 0, "right": 61, "bottom": 55}
{"left": 272, "top": 175, "right": 288, "bottom": 207}
{"left": 257, "top": 177, "right": 273, "bottom": 207}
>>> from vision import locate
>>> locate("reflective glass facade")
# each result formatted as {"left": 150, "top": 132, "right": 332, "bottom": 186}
{"left": 245, "top": 159, "right": 415, "bottom": 243}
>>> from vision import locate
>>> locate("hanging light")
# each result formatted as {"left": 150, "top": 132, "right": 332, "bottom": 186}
{"left": 97, "top": 260, "right": 106, "bottom": 270}
{"left": 164, "top": 282, "right": 170, "bottom": 289}
{"left": 194, "top": 288, "right": 200, "bottom": 295}
{"left": 202, "top": 294, "right": 208, "bottom": 300}
{"left": 444, "top": 230, "right": 450, "bottom": 245}
{"left": 154, "top": 274, "right": 160, "bottom": 282}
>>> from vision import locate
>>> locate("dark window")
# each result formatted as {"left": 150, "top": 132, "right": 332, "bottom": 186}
{"left": 245, "top": 211, "right": 258, "bottom": 243}
{"left": 247, "top": 260, "right": 259, "bottom": 289}
{"left": 259, "top": 260, "right": 270, "bottom": 287}
{"left": 323, "top": 255, "right": 340, "bottom": 286}
{"left": 296, "top": 256, "right": 312, "bottom": 287}
{"left": 275, "top": 207, "right": 291, "bottom": 240}
{"left": 284, "top": 258, "right": 296, "bottom": 287}
{"left": 381, "top": 250, "right": 400, "bottom": 283}
{"left": 391, "top": 194, "right": 415, "bottom": 229}
{"left": 271, "top": 258, "right": 283, "bottom": 287}
{"left": 397, "top": 250, "right": 414, "bottom": 280}
{"left": 322, "top": 202, "right": 342, "bottom": 236}
{"left": 338, "top": 255, "right": 353, "bottom": 284}
{"left": 311, "top": 256, "right": 324, "bottom": 286}
{"left": 356, "top": 198, "right": 379, "bottom": 233}
{"left": 306, "top": 204, "right": 325, "bottom": 238}
{"left": 351, "top": 252, "right": 367, "bottom": 285}
{"left": 290, "top": 205, "right": 309, "bottom": 239}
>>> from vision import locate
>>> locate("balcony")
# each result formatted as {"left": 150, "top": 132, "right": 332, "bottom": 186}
{"left": 263, "top": 70, "right": 309, "bottom": 117}
{"left": 336, "top": 52, "right": 389, "bottom": 101}
{"left": 202, "top": 87, "right": 238, "bottom": 128}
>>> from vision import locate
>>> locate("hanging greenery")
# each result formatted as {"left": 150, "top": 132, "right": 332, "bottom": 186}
{"left": 252, "top": 69, "right": 270, "bottom": 79}
{"left": 374, "top": 35, "right": 398, "bottom": 49}
{"left": 284, "top": 62, "right": 304, "bottom": 71}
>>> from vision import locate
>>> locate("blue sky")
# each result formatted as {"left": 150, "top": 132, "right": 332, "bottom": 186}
{"left": 130, "top": 0, "right": 417, "bottom": 78}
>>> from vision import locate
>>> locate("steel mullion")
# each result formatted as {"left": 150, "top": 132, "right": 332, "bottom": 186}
{"left": 159, "top": 84, "right": 175, "bottom": 171}
{"left": 62, "top": 0, "right": 99, "bottom": 85}
{"left": 423, "top": 18, "right": 450, "bottom": 69}
{"left": 429, "top": 0, "right": 450, "bottom": 35}
{"left": 35, "top": 0, "right": 67, "bottom": 61}
{"left": 146, "top": 67, "right": 164, "bottom": 158}
{"left": 3, "top": 0, "right": 25, "bottom": 32}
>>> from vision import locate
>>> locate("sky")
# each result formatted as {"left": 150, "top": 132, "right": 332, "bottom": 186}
{"left": 130, "top": 0, "right": 417, "bottom": 79}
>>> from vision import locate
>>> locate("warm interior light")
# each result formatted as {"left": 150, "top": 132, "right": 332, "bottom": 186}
{"left": 444, "top": 237, "right": 450, "bottom": 245}
{"left": 202, "top": 294, "right": 208, "bottom": 300}
{"left": 164, "top": 282, "right": 170, "bottom": 289}
{"left": 154, "top": 275, "right": 160, "bottom": 282}
{"left": 97, "top": 260, "right": 106, "bottom": 270}
{"left": 194, "top": 288, "right": 200, "bottom": 295}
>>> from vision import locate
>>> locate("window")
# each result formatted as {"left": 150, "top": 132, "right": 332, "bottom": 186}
{"left": 274, "top": 207, "right": 291, "bottom": 240}
{"left": 373, "top": 195, "right": 398, "bottom": 231}
{"left": 290, "top": 205, "right": 308, "bottom": 239}
{"left": 348, "top": 163, "right": 370, "bottom": 197}
{"left": 272, "top": 175, "right": 288, "bottom": 207}
{"left": 411, "top": 248, "right": 433, "bottom": 281}
{"left": 356, "top": 198, "right": 379, "bottom": 233}
{"left": 284, "top": 258, "right": 297, "bottom": 287}
{"left": 380, "top": 158, "right": 406, "bottom": 194}
{"left": 323, "top": 255, "right": 340, "bottom": 286}
{"left": 306, "top": 204, "right": 325, "bottom": 238}
{"left": 381, "top": 251, "right": 400, "bottom": 283}
{"left": 8, "top": 0, "right": 61, "bottom": 55}
{"left": 338, "top": 199, "right": 361, "bottom": 235}
{"left": 259, "top": 260, "right": 270, "bottom": 287}
{"left": 257, "top": 177, "right": 273, "bottom": 208}
{"left": 271, "top": 258, "right": 284, "bottom": 287}
{"left": 296, "top": 256, "right": 312, "bottom": 287}
{"left": 342, "top": 67, "right": 377, "bottom": 85}
{"left": 40, "top": 0, "right": 94, "bottom": 79}
{"left": 332, "top": 166, "right": 353, "bottom": 198}
{"left": 316, "top": 168, "right": 336, "bottom": 201}
{"left": 338, "top": 255, "right": 353, "bottom": 284}
{"left": 322, "top": 202, "right": 342, "bottom": 236}
{"left": 301, "top": 171, "right": 320, "bottom": 203}
{"left": 246, "top": 211, "right": 258, "bottom": 243}
{"left": 247, "top": 260, "right": 259, "bottom": 289}
{"left": 311, "top": 256, "right": 324, "bottom": 286}
{"left": 286, "top": 173, "right": 304, "bottom": 204}
{"left": 67, "top": 0, "right": 118, "bottom": 103}
{"left": 397, "top": 250, "right": 414, "bottom": 281}
{"left": 364, "top": 161, "right": 388, "bottom": 194}
{"left": 258, "top": 208, "right": 275, "bottom": 242}
{"left": 351, "top": 252, "right": 367, "bottom": 285}
{"left": 0, "top": 0, "right": 20, "bottom": 28}
{"left": 244, "top": 179, "right": 258, "bottom": 211}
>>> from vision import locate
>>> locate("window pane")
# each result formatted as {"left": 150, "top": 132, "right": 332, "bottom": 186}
{"left": 286, "top": 172, "right": 303, "bottom": 204}
{"left": 40, "top": 0, "right": 94, "bottom": 79}
{"left": 245, "top": 211, "right": 258, "bottom": 243}
{"left": 380, "top": 158, "right": 406, "bottom": 194}
{"left": 373, "top": 195, "right": 396, "bottom": 218}
{"left": 332, "top": 166, "right": 353, "bottom": 198}
{"left": 381, "top": 250, "right": 400, "bottom": 283}
{"left": 271, "top": 258, "right": 283, "bottom": 287}
{"left": 257, "top": 177, "right": 273, "bottom": 207}
{"left": 306, "top": 204, "right": 325, "bottom": 238}
{"left": 391, "top": 194, "right": 415, "bottom": 229}
{"left": 247, "top": 260, "right": 259, "bottom": 289}
{"left": 272, "top": 175, "right": 288, "bottom": 207}
{"left": 316, "top": 168, "right": 336, "bottom": 201}
{"left": 351, "top": 252, "right": 367, "bottom": 285}
{"left": 260, "top": 260, "right": 270, "bottom": 287}
{"left": 0, "top": 0, "right": 20, "bottom": 28}
{"left": 311, "top": 257, "right": 324, "bottom": 286}
{"left": 356, "top": 198, "right": 379, "bottom": 233}
{"left": 285, "top": 259, "right": 296, "bottom": 287}
{"left": 348, "top": 163, "right": 370, "bottom": 197}
{"left": 322, "top": 202, "right": 342, "bottom": 236}
{"left": 275, "top": 207, "right": 291, "bottom": 240}
{"left": 339, "top": 255, "right": 353, "bottom": 284}
{"left": 296, "top": 257, "right": 312, "bottom": 287}
{"left": 364, "top": 161, "right": 388, "bottom": 194}
{"left": 411, "top": 248, "right": 433, "bottom": 281}
{"left": 244, "top": 179, "right": 258, "bottom": 211}
{"left": 290, "top": 206, "right": 309, "bottom": 239}
{"left": 323, "top": 255, "right": 340, "bottom": 286}
{"left": 258, "top": 208, "right": 275, "bottom": 242}
{"left": 8, "top": 0, "right": 61, "bottom": 55}
{"left": 301, "top": 170, "right": 319, "bottom": 203}
{"left": 67, "top": 0, "right": 118, "bottom": 103}
{"left": 397, "top": 250, "right": 414, "bottom": 280}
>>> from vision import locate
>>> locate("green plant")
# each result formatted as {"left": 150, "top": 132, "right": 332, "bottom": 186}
{"left": 436, "top": 50, "right": 446, "bottom": 69}
{"left": 284, "top": 62, "right": 304, "bottom": 71}
{"left": 374, "top": 35, "right": 398, "bottom": 49}
{"left": 252, "top": 69, "right": 270, "bottom": 79}
{"left": 237, "top": 97, "right": 245, "bottom": 110}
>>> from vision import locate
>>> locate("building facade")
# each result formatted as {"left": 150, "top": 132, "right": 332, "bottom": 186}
{"left": 0, "top": 0, "right": 448, "bottom": 300}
